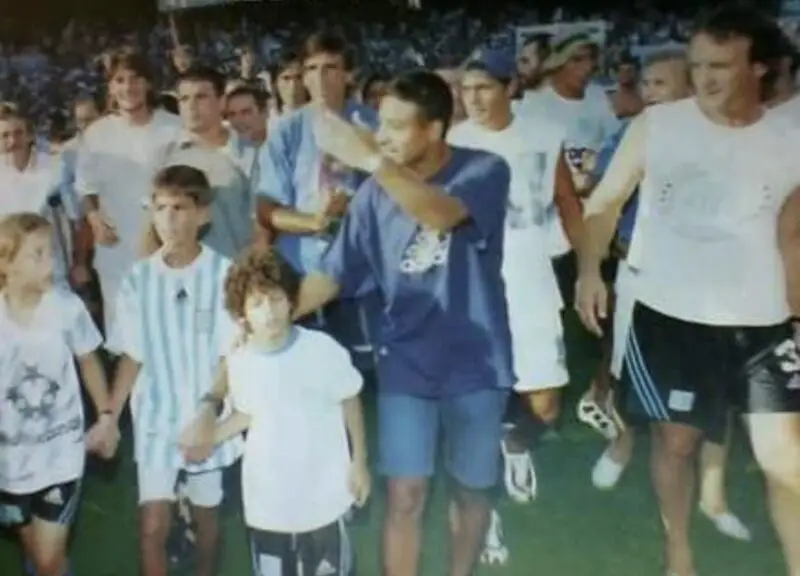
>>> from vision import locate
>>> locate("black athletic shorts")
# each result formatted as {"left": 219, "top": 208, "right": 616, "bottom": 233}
{"left": 621, "top": 303, "right": 800, "bottom": 443}
{"left": 0, "top": 480, "right": 82, "bottom": 528}
{"left": 249, "top": 518, "right": 352, "bottom": 576}
{"left": 552, "top": 251, "right": 619, "bottom": 309}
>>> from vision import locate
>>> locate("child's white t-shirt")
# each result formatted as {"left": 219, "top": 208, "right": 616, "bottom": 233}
{"left": 228, "top": 326, "right": 363, "bottom": 533}
{"left": 0, "top": 287, "right": 102, "bottom": 494}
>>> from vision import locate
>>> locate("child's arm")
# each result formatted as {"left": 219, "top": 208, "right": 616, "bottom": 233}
{"left": 78, "top": 350, "right": 119, "bottom": 459}
{"left": 213, "top": 410, "right": 251, "bottom": 445}
{"left": 109, "top": 354, "right": 142, "bottom": 422}
{"left": 343, "top": 394, "right": 370, "bottom": 506}
{"left": 180, "top": 358, "right": 231, "bottom": 462}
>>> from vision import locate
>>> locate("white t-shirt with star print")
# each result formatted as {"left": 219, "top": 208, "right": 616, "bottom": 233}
{"left": 0, "top": 287, "right": 103, "bottom": 494}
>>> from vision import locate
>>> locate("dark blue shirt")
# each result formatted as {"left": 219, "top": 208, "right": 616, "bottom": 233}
{"left": 320, "top": 147, "right": 515, "bottom": 398}
{"left": 257, "top": 101, "right": 379, "bottom": 274}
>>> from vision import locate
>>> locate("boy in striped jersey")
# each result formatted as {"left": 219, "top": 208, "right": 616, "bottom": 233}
{"left": 107, "top": 165, "right": 242, "bottom": 576}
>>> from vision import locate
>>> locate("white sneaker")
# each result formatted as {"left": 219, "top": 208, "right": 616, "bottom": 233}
{"left": 501, "top": 439, "right": 537, "bottom": 503}
{"left": 591, "top": 447, "right": 627, "bottom": 490}
{"left": 700, "top": 508, "right": 752, "bottom": 541}
{"left": 480, "top": 509, "right": 509, "bottom": 566}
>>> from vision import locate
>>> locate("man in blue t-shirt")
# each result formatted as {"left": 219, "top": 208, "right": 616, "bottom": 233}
{"left": 295, "top": 70, "right": 514, "bottom": 576}
{"left": 254, "top": 31, "right": 379, "bottom": 359}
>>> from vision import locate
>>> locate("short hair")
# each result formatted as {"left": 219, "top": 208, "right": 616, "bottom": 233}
{"left": 386, "top": 70, "right": 454, "bottom": 137}
{"left": 0, "top": 213, "right": 51, "bottom": 289}
{"left": 177, "top": 65, "right": 226, "bottom": 97}
{"left": 692, "top": 4, "right": 785, "bottom": 100}
{"left": 358, "top": 73, "right": 388, "bottom": 102}
{"left": 521, "top": 33, "right": 552, "bottom": 60}
{"left": 301, "top": 31, "right": 354, "bottom": 70}
{"left": 224, "top": 247, "right": 301, "bottom": 320}
{"left": 157, "top": 91, "right": 179, "bottom": 115}
{"left": 616, "top": 51, "right": 640, "bottom": 70}
{"left": 642, "top": 48, "right": 687, "bottom": 69}
{"left": 106, "top": 49, "right": 153, "bottom": 83}
{"left": 0, "top": 103, "right": 33, "bottom": 135}
{"left": 226, "top": 84, "right": 268, "bottom": 111}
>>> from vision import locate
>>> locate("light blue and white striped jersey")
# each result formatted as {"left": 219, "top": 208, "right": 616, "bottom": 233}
{"left": 107, "top": 246, "right": 242, "bottom": 472}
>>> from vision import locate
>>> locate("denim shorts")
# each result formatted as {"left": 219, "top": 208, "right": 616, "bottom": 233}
{"left": 377, "top": 389, "right": 508, "bottom": 490}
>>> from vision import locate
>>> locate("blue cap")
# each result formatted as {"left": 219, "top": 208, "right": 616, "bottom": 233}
{"left": 465, "top": 48, "right": 516, "bottom": 81}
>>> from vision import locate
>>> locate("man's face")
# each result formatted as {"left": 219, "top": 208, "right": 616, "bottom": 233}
{"left": 517, "top": 42, "right": 542, "bottom": 82}
{"left": 641, "top": 59, "right": 691, "bottom": 105}
{"left": 303, "top": 52, "right": 348, "bottom": 107}
{"left": 110, "top": 68, "right": 148, "bottom": 113}
{"left": 226, "top": 93, "right": 266, "bottom": 142}
{"left": 689, "top": 32, "right": 763, "bottom": 111}
{"left": 461, "top": 69, "right": 509, "bottom": 126}
{"left": 375, "top": 95, "right": 438, "bottom": 167}
{"left": 554, "top": 45, "right": 596, "bottom": 92}
{"left": 178, "top": 80, "right": 223, "bottom": 133}
{"left": 74, "top": 101, "right": 100, "bottom": 133}
{"left": 172, "top": 47, "right": 193, "bottom": 74}
{"left": 616, "top": 63, "right": 638, "bottom": 87}
{"left": 0, "top": 118, "right": 30, "bottom": 155}
{"left": 276, "top": 62, "right": 306, "bottom": 108}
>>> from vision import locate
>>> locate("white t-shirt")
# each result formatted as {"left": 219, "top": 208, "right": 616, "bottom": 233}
{"left": 447, "top": 116, "right": 564, "bottom": 313}
{"left": 75, "top": 110, "right": 183, "bottom": 322}
{"left": 228, "top": 327, "right": 363, "bottom": 533}
{"left": 0, "top": 287, "right": 102, "bottom": 494}
{"left": 0, "top": 151, "right": 72, "bottom": 281}
{"left": 630, "top": 99, "right": 800, "bottom": 325}
{"left": 517, "top": 84, "right": 620, "bottom": 255}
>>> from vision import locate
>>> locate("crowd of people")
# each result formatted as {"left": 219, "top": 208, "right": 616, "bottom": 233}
{"left": 1, "top": 2, "right": 800, "bottom": 576}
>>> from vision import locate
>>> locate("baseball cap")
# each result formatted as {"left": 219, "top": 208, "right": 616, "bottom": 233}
{"left": 464, "top": 47, "right": 517, "bottom": 81}
{"left": 541, "top": 31, "right": 599, "bottom": 73}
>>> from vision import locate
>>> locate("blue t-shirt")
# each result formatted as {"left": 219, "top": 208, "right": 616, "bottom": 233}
{"left": 593, "top": 120, "right": 638, "bottom": 246}
{"left": 257, "top": 101, "right": 379, "bottom": 275}
{"left": 319, "top": 147, "right": 515, "bottom": 398}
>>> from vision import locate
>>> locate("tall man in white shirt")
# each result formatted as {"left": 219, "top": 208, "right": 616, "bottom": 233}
{"left": 448, "top": 47, "right": 584, "bottom": 565}
{"left": 577, "top": 7, "right": 800, "bottom": 576}
{"left": 76, "top": 50, "right": 183, "bottom": 328}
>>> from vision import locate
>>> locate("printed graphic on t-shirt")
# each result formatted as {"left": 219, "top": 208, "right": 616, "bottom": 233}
{"left": 507, "top": 151, "right": 547, "bottom": 230}
{"left": 400, "top": 228, "right": 451, "bottom": 274}
{"left": 0, "top": 345, "right": 81, "bottom": 485}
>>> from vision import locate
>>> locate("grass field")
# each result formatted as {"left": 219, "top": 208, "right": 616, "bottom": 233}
{"left": 0, "top": 320, "right": 788, "bottom": 575}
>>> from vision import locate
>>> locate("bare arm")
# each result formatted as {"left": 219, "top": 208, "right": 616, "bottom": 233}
{"left": 108, "top": 354, "right": 142, "bottom": 422}
{"left": 256, "top": 196, "right": 328, "bottom": 236}
{"left": 554, "top": 150, "right": 585, "bottom": 251}
{"left": 578, "top": 115, "right": 646, "bottom": 276}
{"left": 77, "top": 351, "right": 111, "bottom": 414}
{"left": 292, "top": 272, "right": 341, "bottom": 320}
{"left": 342, "top": 395, "right": 367, "bottom": 466}
{"left": 779, "top": 187, "right": 800, "bottom": 316}
{"left": 213, "top": 410, "right": 251, "bottom": 444}
{"left": 373, "top": 157, "right": 469, "bottom": 233}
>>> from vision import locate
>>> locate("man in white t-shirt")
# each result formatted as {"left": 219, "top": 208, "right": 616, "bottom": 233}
{"left": 577, "top": 7, "right": 800, "bottom": 576}
{"left": 517, "top": 31, "right": 620, "bottom": 308}
{"left": 76, "top": 50, "right": 183, "bottom": 328}
{"left": 0, "top": 106, "right": 89, "bottom": 287}
{"left": 447, "top": 47, "right": 583, "bottom": 565}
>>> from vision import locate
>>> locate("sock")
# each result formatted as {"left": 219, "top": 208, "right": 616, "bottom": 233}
{"left": 24, "top": 559, "right": 34, "bottom": 576}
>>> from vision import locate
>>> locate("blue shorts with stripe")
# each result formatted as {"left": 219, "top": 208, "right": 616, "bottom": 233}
{"left": 0, "top": 479, "right": 82, "bottom": 528}
{"left": 620, "top": 303, "right": 800, "bottom": 443}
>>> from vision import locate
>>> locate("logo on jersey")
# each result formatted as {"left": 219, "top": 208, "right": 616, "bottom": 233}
{"left": 43, "top": 487, "right": 64, "bottom": 506}
{"left": 400, "top": 228, "right": 450, "bottom": 274}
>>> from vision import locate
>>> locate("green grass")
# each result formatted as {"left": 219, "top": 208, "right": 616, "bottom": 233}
{"left": 0, "top": 318, "right": 787, "bottom": 575}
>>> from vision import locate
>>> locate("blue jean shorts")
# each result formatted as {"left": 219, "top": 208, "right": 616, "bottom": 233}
{"left": 377, "top": 389, "right": 508, "bottom": 490}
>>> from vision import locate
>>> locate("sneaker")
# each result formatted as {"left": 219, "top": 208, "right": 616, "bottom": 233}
{"left": 501, "top": 438, "right": 537, "bottom": 503}
{"left": 479, "top": 509, "right": 509, "bottom": 566}
{"left": 700, "top": 507, "right": 752, "bottom": 541}
{"left": 591, "top": 447, "right": 628, "bottom": 490}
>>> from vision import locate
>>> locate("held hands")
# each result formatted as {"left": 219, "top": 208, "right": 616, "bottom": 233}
{"left": 85, "top": 414, "right": 121, "bottom": 459}
{"left": 575, "top": 271, "right": 608, "bottom": 337}
{"left": 86, "top": 210, "right": 119, "bottom": 246}
{"left": 348, "top": 459, "right": 371, "bottom": 507}
{"left": 179, "top": 410, "right": 217, "bottom": 463}
{"left": 312, "top": 107, "right": 380, "bottom": 174}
